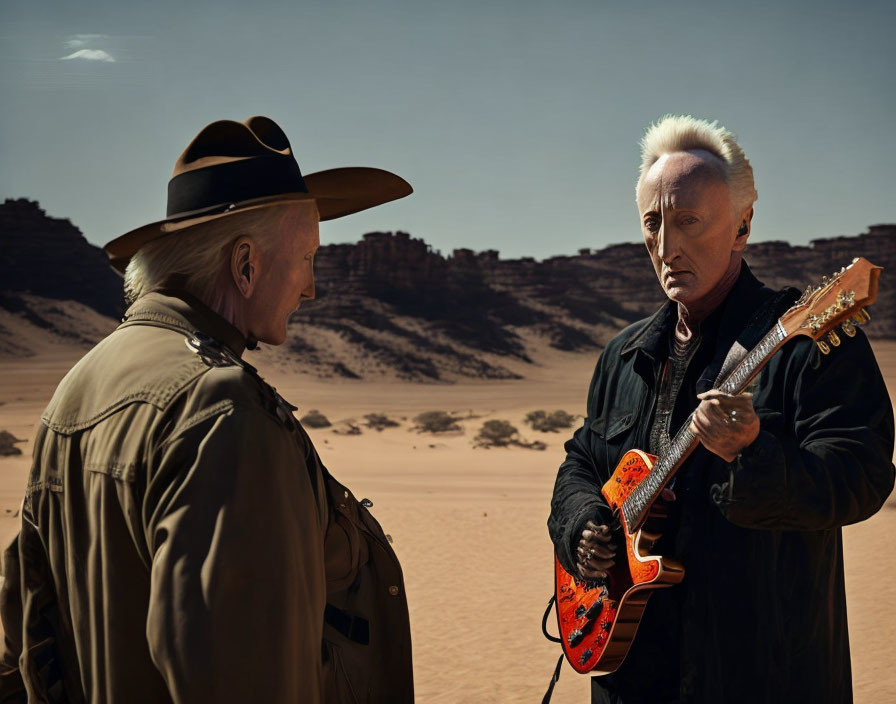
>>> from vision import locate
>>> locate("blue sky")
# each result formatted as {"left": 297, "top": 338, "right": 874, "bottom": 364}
{"left": 1, "top": 0, "right": 893, "bottom": 259}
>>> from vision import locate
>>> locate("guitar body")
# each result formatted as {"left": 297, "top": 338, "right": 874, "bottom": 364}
{"left": 554, "top": 449, "right": 684, "bottom": 674}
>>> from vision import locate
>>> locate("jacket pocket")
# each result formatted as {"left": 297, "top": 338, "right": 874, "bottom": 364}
{"left": 591, "top": 412, "right": 637, "bottom": 475}
{"left": 590, "top": 412, "right": 634, "bottom": 441}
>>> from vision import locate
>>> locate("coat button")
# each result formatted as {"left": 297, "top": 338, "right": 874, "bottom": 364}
{"left": 388, "top": 585, "right": 400, "bottom": 596}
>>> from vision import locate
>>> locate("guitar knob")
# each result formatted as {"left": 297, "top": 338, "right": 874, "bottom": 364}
{"left": 828, "top": 330, "right": 841, "bottom": 347}
{"left": 841, "top": 320, "right": 856, "bottom": 337}
{"left": 817, "top": 340, "right": 830, "bottom": 355}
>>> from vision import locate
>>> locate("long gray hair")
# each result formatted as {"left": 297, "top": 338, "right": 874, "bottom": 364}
{"left": 123, "top": 201, "right": 316, "bottom": 306}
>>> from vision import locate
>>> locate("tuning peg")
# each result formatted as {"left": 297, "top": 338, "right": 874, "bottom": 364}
{"left": 841, "top": 320, "right": 857, "bottom": 337}
{"left": 828, "top": 330, "right": 841, "bottom": 347}
{"left": 817, "top": 340, "right": 830, "bottom": 355}
{"left": 852, "top": 309, "right": 871, "bottom": 325}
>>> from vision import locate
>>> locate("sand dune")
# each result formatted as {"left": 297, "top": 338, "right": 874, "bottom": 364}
{"left": 0, "top": 340, "right": 894, "bottom": 702}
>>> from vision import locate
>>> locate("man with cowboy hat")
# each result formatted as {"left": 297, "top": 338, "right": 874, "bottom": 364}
{"left": 0, "top": 116, "right": 414, "bottom": 703}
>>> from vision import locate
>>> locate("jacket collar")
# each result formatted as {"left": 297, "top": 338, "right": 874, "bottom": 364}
{"left": 119, "top": 289, "right": 248, "bottom": 357}
{"left": 620, "top": 259, "right": 765, "bottom": 360}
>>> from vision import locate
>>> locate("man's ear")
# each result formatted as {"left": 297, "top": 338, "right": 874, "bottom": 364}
{"left": 230, "top": 236, "right": 260, "bottom": 299}
{"left": 732, "top": 207, "right": 754, "bottom": 252}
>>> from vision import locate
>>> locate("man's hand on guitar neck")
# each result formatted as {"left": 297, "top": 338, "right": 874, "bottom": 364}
{"left": 690, "top": 389, "right": 761, "bottom": 463}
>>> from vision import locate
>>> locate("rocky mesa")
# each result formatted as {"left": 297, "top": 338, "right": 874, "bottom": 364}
{"left": 1, "top": 198, "right": 893, "bottom": 380}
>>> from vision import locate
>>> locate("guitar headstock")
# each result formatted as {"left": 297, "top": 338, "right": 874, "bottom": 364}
{"left": 779, "top": 257, "right": 881, "bottom": 354}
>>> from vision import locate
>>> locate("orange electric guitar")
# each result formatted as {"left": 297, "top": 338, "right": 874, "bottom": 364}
{"left": 551, "top": 257, "right": 881, "bottom": 675}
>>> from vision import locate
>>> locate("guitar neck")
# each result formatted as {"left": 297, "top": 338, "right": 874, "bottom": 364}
{"left": 621, "top": 321, "right": 788, "bottom": 530}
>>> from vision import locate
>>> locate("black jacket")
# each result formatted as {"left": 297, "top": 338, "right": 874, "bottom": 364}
{"left": 548, "top": 262, "right": 895, "bottom": 703}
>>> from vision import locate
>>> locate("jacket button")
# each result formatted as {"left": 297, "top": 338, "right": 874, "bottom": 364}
{"left": 388, "top": 585, "right": 400, "bottom": 596}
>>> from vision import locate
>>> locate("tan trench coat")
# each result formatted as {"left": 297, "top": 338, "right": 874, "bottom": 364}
{"left": 0, "top": 290, "right": 412, "bottom": 703}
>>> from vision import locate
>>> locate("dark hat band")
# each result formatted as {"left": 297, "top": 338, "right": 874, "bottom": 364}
{"left": 166, "top": 155, "right": 308, "bottom": 217}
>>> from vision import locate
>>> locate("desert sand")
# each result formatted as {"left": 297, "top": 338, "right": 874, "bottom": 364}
{"left": 1, "top": 339, "right": 894, "bottom": 702}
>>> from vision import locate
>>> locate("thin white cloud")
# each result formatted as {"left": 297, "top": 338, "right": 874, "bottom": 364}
{"left": 59, "top": 49, "right": 116, "bottom": 63}
{"left": 64, "top": 33, "right": 109, "bottom": 49}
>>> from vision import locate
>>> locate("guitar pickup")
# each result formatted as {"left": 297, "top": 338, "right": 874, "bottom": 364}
{"left": 568, "top": 629, "right": 585, "bottom": 647}
{"left": 584, "top": 599, "right": 603, "bottom": 621}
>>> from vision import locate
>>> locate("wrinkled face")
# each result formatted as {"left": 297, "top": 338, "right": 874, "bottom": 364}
{"left": 251, "top": 203, "right": 320, "bottom": 345}
{"left": 636, "top": 150, "right": 745, "bottom": 307}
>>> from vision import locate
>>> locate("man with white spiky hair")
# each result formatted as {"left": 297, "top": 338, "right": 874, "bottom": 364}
{"left": 549, "top": 115, "right": 894, "bottom": 703}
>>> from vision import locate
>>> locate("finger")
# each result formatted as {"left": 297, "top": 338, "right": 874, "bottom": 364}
{"left": 582, "top": 527, "right": 614, "bottom": 543}
{"left": 708, "top": 402, "right": 732, "bottom": 425}
{"left": 697, "top": 389, "right": 734, "bottom": 401}
{"left": 579, "top": 565, "right": 608, "bottom": 579}
{"left": 581, "top": 544, "right": 616, "bottom": 560}
{"left": 661, "top": 487, "right": 676, "bottom": 502}
{"left": 583, "top": 556, "right": 615, "bottom": 571}
{"left": 581, "top": 540, "right": 618, "bottom": 556}
{"left": 584, "top": 522, "right": 613, "bottom": 538}
{"left": 691, "top": 410, "right": 715, "bottom": 434}
{"left": 578, "top": 542, "right": 617, "bottom": 560}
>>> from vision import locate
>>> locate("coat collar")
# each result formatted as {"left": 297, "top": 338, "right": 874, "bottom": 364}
{"left": 120, "top": 289, "right": 249, "bottom": 357}
{"left": 619, "top": 259, "right": 765, "bottom": 360}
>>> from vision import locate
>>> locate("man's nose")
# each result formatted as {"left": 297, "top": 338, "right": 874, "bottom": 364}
{"left": 302, "top": 276, "right": 316, "bottom": 301}
{"left": 657, "top": 222, "right": 679, "bottom": 263}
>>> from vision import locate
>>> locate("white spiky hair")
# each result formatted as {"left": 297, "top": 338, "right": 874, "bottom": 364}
{"left": 637, "top": 114, "right": 757, "bottom": 212}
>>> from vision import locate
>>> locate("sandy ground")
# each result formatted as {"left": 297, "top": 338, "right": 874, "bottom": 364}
{"left": 1, "top": 341, "right": 895, "bottom": 702}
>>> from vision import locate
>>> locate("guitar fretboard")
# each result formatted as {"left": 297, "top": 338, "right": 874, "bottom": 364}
{"left": 621, "top": 321, "right": 787, "bottom": 528}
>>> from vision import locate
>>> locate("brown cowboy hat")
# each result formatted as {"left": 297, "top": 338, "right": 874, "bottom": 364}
{"left": 103, "top": 115, "right": 412, "bottom": 273}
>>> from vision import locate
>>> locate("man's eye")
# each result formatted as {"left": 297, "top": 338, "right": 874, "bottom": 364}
{"left": 680, "top": 216, "right": 698, "bottom": 225}
{"left": 644, "top": 218, "right": 660, "bottom": 232}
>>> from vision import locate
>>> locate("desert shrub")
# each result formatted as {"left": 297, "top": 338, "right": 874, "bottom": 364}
{"left": 0, "top": 430, "right": 23, "bottom": 456}
{"left": 475, "top": 420, "right": 519, "bottom": 447}
{"left": 525, "top": 409, "right": 577, "bottom": 433}
{"left": 364, "top": 413, "right": 400, "bottom": 431}
{"left": 300, "top": 410, "right": 332, "bottom": 428}
{"left": 475, "top": 420, "right": 546, "bottom": 450}
{"left": 412, "top": 411, "right": 461, "bottom": 434}
{"left": 333, "top": 422, "right": 362, "bottom": 436}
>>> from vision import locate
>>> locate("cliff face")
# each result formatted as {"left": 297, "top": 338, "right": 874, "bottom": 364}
{"left": 2, "top": 198, "right": 893, "bottom": 379}
{"left": 0, "top": 199, "right": 125, "bottom": 319}
{"left": 288, "top": 225, "right": 896, "bottom": 379}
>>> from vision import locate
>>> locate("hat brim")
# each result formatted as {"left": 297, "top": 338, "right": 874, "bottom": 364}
{"left": 104, "top": 166, "right": 412, "bottom": 274}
